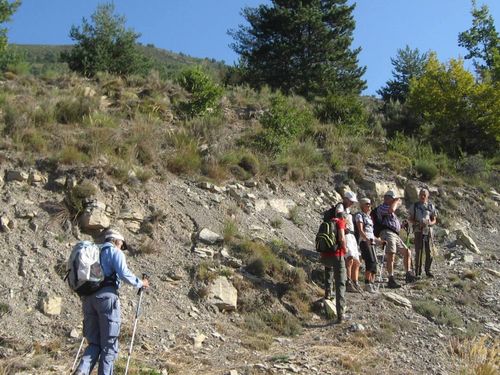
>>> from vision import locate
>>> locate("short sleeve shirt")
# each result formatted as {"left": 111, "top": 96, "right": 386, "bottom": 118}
{"left": 410, "top": 201, "right": 437, "bottom": 233}
{"left": 354, "top": 212, "right": 374, "bottom": 240}
{"left": 377, "top": 203, "right": 401, "bottom": 234}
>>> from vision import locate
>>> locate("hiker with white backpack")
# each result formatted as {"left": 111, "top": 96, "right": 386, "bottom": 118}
{"left": 70, "top": 229, "right": 149, "bottom": 375}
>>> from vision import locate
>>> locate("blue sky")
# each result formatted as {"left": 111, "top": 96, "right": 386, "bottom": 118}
{"left": 7, "top": 0, "right": 500, "bottom": 96}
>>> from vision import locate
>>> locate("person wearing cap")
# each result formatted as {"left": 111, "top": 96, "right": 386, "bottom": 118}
{"left": 337, "top": 192, "right": 362, "bottom": 293}
{"left": 74, "top": 229, "right": 150, "bottom": 375}
{"left": 409, "top": 188, "right": 437, "bottom": 278}
{"left": 320, "top": 204, "right": 347, "bottom": 323}
{"left": 354, "top": 197, "right": 381, "bottom": 293}
{"left": 376, "top": 191, "right": 416, "bottom": 288}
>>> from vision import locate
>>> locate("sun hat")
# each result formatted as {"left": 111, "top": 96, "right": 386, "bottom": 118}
{"left": 103, "top": 229, "right": 128, "bottom": 250}
{"left": 344, "top": 191, "right": 358, "bottom": 203}
{"left": 360, "top": 197, "right": 371, "bottom": 205}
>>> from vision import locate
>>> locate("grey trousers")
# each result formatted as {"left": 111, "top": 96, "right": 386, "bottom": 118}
{"left": 414, "top": 232, "right": 433, "bottom": 276}
{"left": 321, "top": 255, "right": 346, "bottom": 318}
{"left": 76, "top": 287, "right": 121, "bottom": 375}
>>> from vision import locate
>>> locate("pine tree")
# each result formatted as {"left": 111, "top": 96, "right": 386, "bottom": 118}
{"left": 62, "top": 3, "right": 150, "bottom": 77}
{"left": 458, "top": 0, "right": 499, "bottom": 80}
{"left": 377, "top": 45, "right": 428, "bottom": 103}
{"left": 229, "top": 0, "right": 366, "bottom": 99}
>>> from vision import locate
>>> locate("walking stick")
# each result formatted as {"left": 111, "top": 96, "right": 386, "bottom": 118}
{"left": 124, "top": 274, "right": 149, "bottom": 375}
{"left": 70, "top": 336, "right": 85, "bottom": 374}
{"left": 377, "top": 242, "right": 387, "bottom": 290}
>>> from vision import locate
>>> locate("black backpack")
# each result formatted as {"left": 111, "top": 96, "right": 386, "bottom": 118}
{"left": 371, "top": 206, "right": 384, "bottom": 238}
{"left": 315, "top": 221, "right": 338, "bottom": 253}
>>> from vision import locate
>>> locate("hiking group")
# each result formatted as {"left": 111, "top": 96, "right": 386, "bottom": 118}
{"left": 316, "top": 188, "right": 437, "bottom": 323}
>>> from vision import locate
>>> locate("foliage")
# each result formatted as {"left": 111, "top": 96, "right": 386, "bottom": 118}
{"left": 258, "top": 93, "right": 313, "bottom": 153}
{"left": 315, "top": 93, "right": 368, "bottom": 127}
{"left": 229, "top": 0, "right": 366, "bottom": 98}
{"left": 458, "top": 0, "right": 499, "bottom": 79}
{"left": 381, "top": 98, "right": 422, "bottom": 136}
{"left": 273, "top": 140, "right": 327, "bottom": 181}
{"left": 62, "top": 3, "right": 150, "bottom": 77}
{"left": 449, "top": 337, "right": 500, "bottom": 375}
{"left": 378, "top": 45, "right": 428, "bottom": 103}
{"left": 413, "top": 299, "right": 463, "bottom": 327}
{"left": 0, "top": 0, "right": 20, "bottom": 53}
{"left": 176, "top": 65, "right": 223, "bottom": 118}
{"left": 54, "top": 96, "right": 97, "bottom": 124}
{"left": 407, "top": 53, "right": 499, "bottom": 157}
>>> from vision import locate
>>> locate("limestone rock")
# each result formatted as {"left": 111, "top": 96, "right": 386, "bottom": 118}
{"left": 194, "top": 246, "right": 215, "bottom": 258}
{"left": 193, "top": 333, "right": 206, "bottom": 348}
{"left": 79, "top": 209, "right": 110, "bottom": 230}
{"left": 254, "top": 200, "right": 267, "bottom": 212}
{"left": 39, "top": 295, "right": 62, "bottom": 316}
{"left": 0, "top": 215, "right": 13, "bottom": 232}
{"left": 28, "top": 170, "right": 47, "bottom": 185}
{"left": 382, "top": 292, "right": 412, "bottom": 309}
{"left": 198, "top": 228, "right": 223, "bottom": 245}
{"left": 207, "top": 276, "right": 237, "bottom": 311}
{"left": 324, "top": 299, "right": 336, "bottom": 318}
{"left": 455, "top": 229, "right": 481, "bottom": 254}
{"left": 361, "top": 179, "right": 404, "bottom": 199}
{"left": 268, "top": 199, "right": 295, "bottom": 214}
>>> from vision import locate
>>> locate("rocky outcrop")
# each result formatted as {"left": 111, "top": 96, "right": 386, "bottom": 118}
{"left": 207, "top": 276, "right": 237, "bottom": 311}
{"left": 455, "top": 229, "right": 481, "bottom": 254}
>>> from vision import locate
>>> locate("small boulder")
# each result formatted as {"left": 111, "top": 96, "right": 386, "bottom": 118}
{"left": 455, "top": 229, "right": 481, "bottom": 254}
{"left": 207, "top": 276, "right": 237, "bottom": 311}
{"left": 198, "top": 228, "right": 223, "bottom": 245}
{"left": 39, "top": 295, "right": 62, "bottom": 316}
{"left": 382, "top": 292, "right": 412, "bottom": 309}
{"left": 6, "top": 170, "right": 28, "bottom": 183}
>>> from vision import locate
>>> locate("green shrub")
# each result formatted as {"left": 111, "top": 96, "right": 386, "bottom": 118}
{"left": 220, "top": 149, "right": 261, "bottom": 180}
{"left": 55, "top": 96, "right": 97, "bottom": 124}
{"left": 258, "top": 93, "right": 314, "bottom": 153}
{"left": 65, "top": 181, "right": 97, "bottom": 216}
{"left": 57, "top": 145, "right": 90, "bottom": 165}
{"left": 413, "top": 299, "right": 463, "bottom": 327}
{"left": 458, "top": 154, "right": 490, "bottom": 180}
{"left": 315, "top": 93, "right": 368, "bottom": 128}
{"left": 287, "top": 206, "right": 302, "bottom": 225}
{"left": 270, "top": 218, "right": 283, "bottom": 229}
{"left": 223, "top": 219, "right": 238, "bottom": 243}
{"left": 166, "top": 132, "right": 201, "bottom": 175}
{"left": 273, "top": 140, "right": 327, "bottom": 181}
{"left": 176, "top": 66, "right": 223, "bottom": 118}
{"left": 415, "top": 159, "right": 439, "bottom": 181}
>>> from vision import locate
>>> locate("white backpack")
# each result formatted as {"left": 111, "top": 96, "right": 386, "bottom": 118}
{"left": 66, "top": 241, "right": 105, "bottom": 296}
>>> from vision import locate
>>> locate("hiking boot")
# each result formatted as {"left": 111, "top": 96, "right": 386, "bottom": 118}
{"left": 346, "top": 279, "right": 357, "bottom": 293}
{"left": 426, "top": 272, "right": 434, "bottom": 278}
{"left": 387, "top": 276, "right": 401, "bottom": 289}
{"left": 353, "top": 282, "right": 363, "bottom": 293}
{"left": 405, "top": 272, "right": 416, "bottom": 283}
{"left": 366, "top": 283, "right": 378, "bottom": 293}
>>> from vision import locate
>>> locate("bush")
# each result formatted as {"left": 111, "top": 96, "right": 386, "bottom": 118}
{"left": 176, "top": 66, "right": 223, "bottom": 118}
{"left": 413, "top": 299, "right": 463, "bottom": 327}
{"left": 415, "top": 159, "right": 439, "bottom": 181}
{"left": 258, "top": 94, "right": 314, "bottom": 153}
{"left": 315, "top": 93, "right": 368, "bottom": 128}
{"left": 273, "top": 140, "right": 327, "bottom": 181}
{"left": 166, "top": 132, "right": 201, "bottom": 175}
{"left": 55, "top": 96, "right": 97, "bottom": 124}
{"left": 458, "top": 154, "right": 490, "bottom": 180}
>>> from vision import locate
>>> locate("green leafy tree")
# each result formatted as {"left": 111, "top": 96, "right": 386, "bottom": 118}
{"left": 407, "top": 53, "right": 499, "bottom": 156}
{"left": 0, "top": 0, "right": 21, "bottom": 52}
{"left": 229, "top": 0, "right": 366, "bottom": 98}
{"left": 176, "top": 66, "right": 223, "bottom": 118}
{"left": 458, "top": 0, "right": 499, "bottom": 79}
{"left": 378, "top": 45, "right": 428, "bottom": 103}
{"left": 62, "top": 3, "right": 150, "bottom": 77}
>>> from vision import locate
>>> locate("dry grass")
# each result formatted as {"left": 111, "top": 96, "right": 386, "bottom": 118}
{"left": 449, "top": 337, "right": 500, "bottom": 375}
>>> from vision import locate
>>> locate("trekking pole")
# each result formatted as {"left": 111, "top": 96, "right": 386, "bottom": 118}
{"left": 124, "top": 273, "right": 149, "bottom": 375}
{"left": 377, "top": 243, "right": 387, "bottom": 289}
{"left": 70, "top": 336, "right": 85, "bottom": 373}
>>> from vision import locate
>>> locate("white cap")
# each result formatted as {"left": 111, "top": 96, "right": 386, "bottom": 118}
{"left": 344, "top": 191, "right": 358, "bottom": 202}
{"left": 384, "top": 190, "right": 399, "bottom": 199}
{"left": 335, "top": 204, "right": 345, "bottom": 215}
{"left": 360, "top": 197, "right": 371, "bottom": 205}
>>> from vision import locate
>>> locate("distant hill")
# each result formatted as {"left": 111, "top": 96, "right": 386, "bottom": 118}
{"left": 10, "top": 43, "right": 229, "bottom": 81}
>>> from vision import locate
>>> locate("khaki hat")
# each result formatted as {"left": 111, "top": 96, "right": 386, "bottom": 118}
{"left": 104, "top": 229, "right": 128, "bottom": 250}
{"left": 360, "top": 197, "right": 371, "bottom": 205}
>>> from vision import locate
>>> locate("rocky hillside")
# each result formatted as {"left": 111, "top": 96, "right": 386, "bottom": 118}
{"left": 0, "top": 151, "right": 499, "bottom": 375}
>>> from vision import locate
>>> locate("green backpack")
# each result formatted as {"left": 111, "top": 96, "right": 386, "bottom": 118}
{"left": 315, "top": 221, "right": 338, "bottom": 252}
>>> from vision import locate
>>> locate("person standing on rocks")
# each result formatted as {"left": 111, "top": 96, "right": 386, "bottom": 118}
{"left": 376, "top": 191, "right": 416, "bottom": 288}
{"left": 337, "top": 192, "right": 361, "bottom": 293}
{"left": 354, "top": 197, "right": 380, "bottom": 293}
{"left": 320, "top": 204, "right": 347, "bottom": 323}
{"left": 74, "top": 229, "right": 149, "bottom": 375}
{"left": 409, "top": 188, "right": 437, "bottom": 278}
